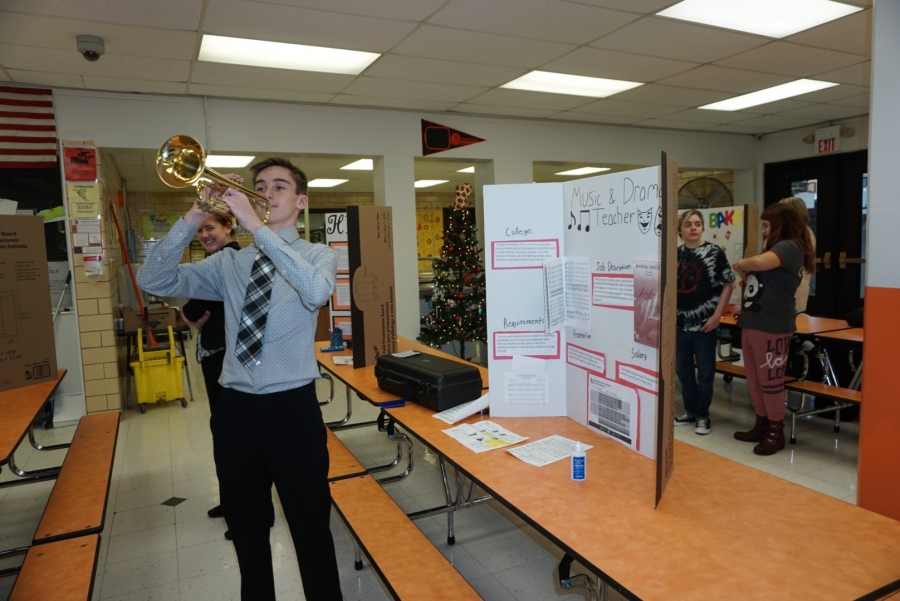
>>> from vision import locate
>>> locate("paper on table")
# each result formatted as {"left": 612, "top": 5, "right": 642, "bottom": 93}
{"left": 433, "top": 393, "right": 490, "bottom": 424}
{"left": 332, "top": 356, "right": 353, "bottom": 365}
{"left": 507, "top": 435, "right": 593, "bottom": 467}
{"left": 442, "top": 420, "right": 527, "bottom": 453}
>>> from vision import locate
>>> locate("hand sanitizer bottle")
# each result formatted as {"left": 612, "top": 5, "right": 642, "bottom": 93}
{"left": 571, "top": 441, "right": 586, "bottom": 481}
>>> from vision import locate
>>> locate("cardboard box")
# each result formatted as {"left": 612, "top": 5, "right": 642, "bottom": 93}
{"left": 347, "top": 206, "right": 397, "bottom": 368}
{"left": 0, "top": 216, "right": 58, "bottom": 392}
{"left": 121, "top": 307, "right": 178, "bottom": 333}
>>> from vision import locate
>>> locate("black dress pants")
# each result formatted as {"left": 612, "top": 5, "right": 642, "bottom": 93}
{"left": 211, "top": 383, "right": 342, "bottom": 600}
{"left": 199, "top": 350, "right": 225, "bottom": 414}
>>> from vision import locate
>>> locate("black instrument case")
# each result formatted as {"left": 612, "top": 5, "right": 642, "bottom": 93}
{"left": 374, "top": 352, "right": 483, "bottom": 412}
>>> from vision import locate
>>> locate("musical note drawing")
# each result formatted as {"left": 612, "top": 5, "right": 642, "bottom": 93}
{"left": 568, "top": 211, "right": 592, "bottom": 231}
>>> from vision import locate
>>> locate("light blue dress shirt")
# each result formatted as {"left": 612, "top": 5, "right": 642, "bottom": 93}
{"left": 137, "top": 218, "right": 336, "bottom": 394}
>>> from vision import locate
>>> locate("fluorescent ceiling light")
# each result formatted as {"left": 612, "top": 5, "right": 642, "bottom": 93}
{"left": 198, "top": 34, "right": 380, "bottom": 75}
{"left": 556, "top": 167, "right": 611, "bottom": 176}
{"left": 657, "top": 0, "right": 862, "bottom": 38}
{"left": 501, "top": 71, "right": 643, "bottom": 98}
{"left": 414, "top": 180, "right": 448, "bottom": 188}
{"left": 457, "top": 166, "right": 475, "bottom": 173}
{"left": 206, "top": 155, "right": 255, "bottom": 168}
{"left": 341, "top": 159, "right": 373, "bottom": 170}
{"left": 308, "top": 179, "right": 348, "bottom": 188}
{"left": 700, "top": 79, "right": 838, "bottom": 111}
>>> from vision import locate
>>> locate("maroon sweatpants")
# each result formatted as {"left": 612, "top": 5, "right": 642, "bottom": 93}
{"left": 741, "top": 328, "right": 792, "bottom": 421}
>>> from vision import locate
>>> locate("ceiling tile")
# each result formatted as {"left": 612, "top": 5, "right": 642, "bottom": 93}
{"left": 252, "top": 0, "right": 446, "bottom": 21}
{"left": 656, "top": 65, "right": 794, "bottom": 94}
{"left": 737, "top": 99, "right": 815, "bottom": 115}
{"left": 82, "top": 76, "right": 187, "bottom": 94}
{"left": 608, "top": 84, "right": 732, "bottom": 107}
{"left": 705, "top": 124, "right": 772, "bottom": 134}
{"left": 191, "top": 62, "right": 354, "bottom": 93}
{"left": 342, "top": 76, "right": 486, "bottom": 103}
{"left": 391, "top": 25, "right": 576, "bottom": 68}
{"left": 429, "top": 0, "right": 639, "bottom": 44}
{"left": 828, "top": 93, "right": 869, "bottom": 108}
{"left": 363, "top": 55, "right": 526, "bottom": 88}
{"left": 791, "top": 83, "right": 868, "bottom": 103}
{"left": 0, "top": 12, "right": 198, "bottom": 60}
{"left": 8, "top": 69, "right": 84, "bottom": 88}
{"left": 631, "top": 119, "right": 712, "bottom": 131}
{"left": 330, "top": 94, "right": 457, "bottom": 112}
{"left": 776, "top": 104, "right": 867, "bottom": 121}
{"left": 188, "top": 83, "right": 335, "bottom": 103}
{"left": 562, "top": 0, "right": 677, "bottom": 13}
{"left": 661, "top": 108, "right": 757, "bottom": 124}
{"left": 547, "top": 112, "right": 642, "bottom": 125}
{"left": 463, "top": 88, "right": 595, "bottom": 111}
{"left": 590, "top": 17, "right": 768, "bottom": 63}
{"left": 450, "top": 104, "right": 559, "bottom": 118}
{"left": 542, "top": 47, "right": 698, "bottom": 82}
{"left": 203, "top": 0, "right": 418, "bottom": 53}
{"left": 0, "top": 0, "right": 203, "bottom": 30}
{"left": 0, "top": 44, "right": 190, "bottom": 81}
{"left": 731, "top": 114, "right": 822, "bottom": 130}
{"left": 815, "top": 61, "right": 871, "bottom": 86}
{"left": 571, "top": 98, "right": 683, "bottom": 118}
{"left": 786, "top": 9, "right": 871, "bottom": 56}
{"left": 715, "top": 42, "right": 868, "bottom": 78}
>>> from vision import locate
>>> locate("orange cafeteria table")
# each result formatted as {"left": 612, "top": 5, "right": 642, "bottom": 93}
{"left": 0, "top": 370, "right": 67, "bottom": 482}
{"left": 720, "top": 313, "right": 854, "bottom": 335}
{"left": 817, "top": 327, "right": 864, "bottom": 344}
{"left": 318, "top": 339, "right": 900, "bottom": 600}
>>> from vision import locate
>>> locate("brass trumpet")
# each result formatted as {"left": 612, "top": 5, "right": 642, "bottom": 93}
{"left": 156, "top": 135, "right": 271, "bottom": 230}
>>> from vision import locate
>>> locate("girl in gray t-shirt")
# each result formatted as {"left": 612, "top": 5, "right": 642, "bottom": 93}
{"left": 732, "top": 204, "right": 815, "bottom": 456}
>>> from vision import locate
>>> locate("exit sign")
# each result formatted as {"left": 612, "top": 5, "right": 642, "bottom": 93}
{"left": 815, "top": 125, "right": 841, "bottom": 154}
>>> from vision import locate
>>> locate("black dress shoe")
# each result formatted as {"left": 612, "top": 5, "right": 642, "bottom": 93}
{"left": 224, "top": 530, "right": 233, "bottom": 541}
{"left": 207, "top": 505, "right": 223, "bottom": 518}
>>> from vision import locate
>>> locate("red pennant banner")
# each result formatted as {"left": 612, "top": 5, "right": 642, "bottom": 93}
{"left": 421, "top": 120, "right": 485, "bottom": 156}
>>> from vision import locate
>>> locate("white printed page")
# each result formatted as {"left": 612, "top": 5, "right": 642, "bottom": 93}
{"left": 543, "top": 258, "right": 566, "bottom": 334}
{"left": 484, "top": 183, "right": 567, "bottom": 417}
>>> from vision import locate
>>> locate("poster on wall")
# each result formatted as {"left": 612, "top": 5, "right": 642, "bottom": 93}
{"left": 63, "top": 146, "right": 97, "bottom": 182}
{"left": 484, "top": 162, "right": 677, "bottom": 464}
{"left": 141, "top": 214, "right": 180, "bottom": 240}
{"left": 416, "top": 210, "right": 443, "bottom": 258}
{"left": 66, "top": 182, "right": 101, "bottom": 218}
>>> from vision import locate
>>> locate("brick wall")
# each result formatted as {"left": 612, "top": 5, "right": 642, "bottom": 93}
{"left": 66, "top": 145, "right": 126, "bottom": 413}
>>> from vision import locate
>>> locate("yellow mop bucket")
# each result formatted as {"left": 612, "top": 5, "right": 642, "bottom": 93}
{"left": 130, "top": 325, "right": 186, "bottom": 413}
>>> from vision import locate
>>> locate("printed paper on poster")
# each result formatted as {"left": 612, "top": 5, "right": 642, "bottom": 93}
{"left": 633, "top": 259, "right": 660, "bottom": 349}
{"left": 587, "top": 374, "right": 638, "bottom": 449}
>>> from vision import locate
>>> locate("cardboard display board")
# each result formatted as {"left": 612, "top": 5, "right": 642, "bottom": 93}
{"left": 656, "top": 152, "right": 678, "bottom": 507}
{"left": 484, "top": 163, "right": 677, "bottom": 462}
{"left": 679, "top": 205, "right": 759, "bottom": 311}
{"left": 346, "top": 206, "right": 397, "bottom": 368}
{"left": 0, "top": 216, "right": 58, "bottom": 392}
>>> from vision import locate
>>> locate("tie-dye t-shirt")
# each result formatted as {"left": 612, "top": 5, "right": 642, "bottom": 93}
{"left": 676, "top": 242, "right": 735, "bottom": 331}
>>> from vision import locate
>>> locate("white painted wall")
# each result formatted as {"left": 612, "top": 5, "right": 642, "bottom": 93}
{"left": 866, "top": 0, "right": 899, "bottom": 289}
{"left": 59, "top": 88, "right": 853, "bottom": 337}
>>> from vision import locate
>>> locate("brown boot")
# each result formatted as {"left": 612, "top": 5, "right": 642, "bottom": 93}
{"left": 753, "top": 420, "right": 785, "bottom": 455}
{"left": 734, "top": 414, "right": 768, "bottom": 443}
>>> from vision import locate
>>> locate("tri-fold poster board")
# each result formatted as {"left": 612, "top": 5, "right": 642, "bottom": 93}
{"left": 484, "top": 154, "right": 678, "bottom": 504}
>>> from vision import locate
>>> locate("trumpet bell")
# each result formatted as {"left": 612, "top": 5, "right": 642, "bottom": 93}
{"left": 156, "top": 134, "right": 271, "bottom": 230}
{"left": 157, "top": 135, "right": 206, "bottom": 189}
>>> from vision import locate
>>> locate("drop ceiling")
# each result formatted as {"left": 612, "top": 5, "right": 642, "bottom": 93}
{"left": 0, "top": 0, "right": 871, "bottom": 138}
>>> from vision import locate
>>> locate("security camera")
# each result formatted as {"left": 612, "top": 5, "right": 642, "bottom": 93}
{"left": 76, "top": 35, "right": 105, "bottom": 61}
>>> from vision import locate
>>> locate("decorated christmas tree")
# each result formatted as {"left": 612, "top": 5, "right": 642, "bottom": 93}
{"left": 418, "top": 183, "right": 486, "bottom": 359}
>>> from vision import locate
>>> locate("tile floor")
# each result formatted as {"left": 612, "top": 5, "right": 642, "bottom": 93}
{"left": 0, "top": 340, "right": 858, "bottom": 601}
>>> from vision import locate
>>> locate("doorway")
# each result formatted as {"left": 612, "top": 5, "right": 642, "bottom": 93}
{"left": 764, "top": 150, "right": 867, "bottom": 319}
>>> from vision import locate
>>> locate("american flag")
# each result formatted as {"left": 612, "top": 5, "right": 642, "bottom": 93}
{"left": 0, "top": 85, "right": 57, "bottom": 169}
